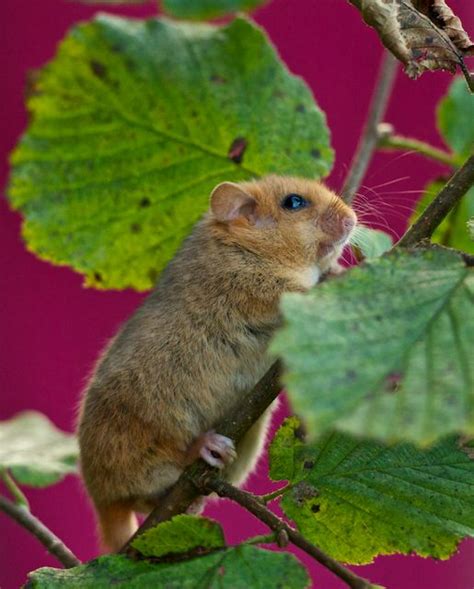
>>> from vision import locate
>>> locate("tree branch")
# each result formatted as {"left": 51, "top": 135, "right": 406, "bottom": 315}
{"left": 205, "top": 478, "right": 375, "bottom": 589}
{"left": 0, "top": 495, "right": 80, "bottom": 569}
{"left": 121, "top": 360, "right": 283, "bottom": 554}
{"left": 341, "top": 51, "right": 398, "bottom": 203}
{"left": 397, "top": 154, "right": 474, "bottom": 247}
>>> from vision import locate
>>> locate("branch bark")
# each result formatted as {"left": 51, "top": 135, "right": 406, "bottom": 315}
{"left": 0, "top": 495, "right": 80, "bottom": 569}
{"left": 121, "top": 360, "right": 283, "bottom": 554}
{"left": 397, "top": 154, "right": 474, "bottom": 247}
{"left": 205, "top": 478, "right": 375, "bottom": 589}
{"left": 341, "top": 51, "right": 398, "bottom": 202}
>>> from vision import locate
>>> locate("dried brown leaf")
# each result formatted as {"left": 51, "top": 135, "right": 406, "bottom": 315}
{"left": 349, "top": 0, "right": 474, "bottom": 89}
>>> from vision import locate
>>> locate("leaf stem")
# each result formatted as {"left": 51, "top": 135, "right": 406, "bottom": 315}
{"left": 260, "top": 483, "right": 293, "bottom": 504}
{"left": 341, "top": 51, "right": 398, "bottom": 203}
{"left": 397, "top": 154, "right": 474, "bottom": 247}
{"left": 0, "top": 469, "right": 30, "bottom": 509}
{"left": 205, "top": 478, "right": 375, "bottom": 589}
{"left": 0, "top": 494, "right": 80, "bottom": 568}
{"left": 378, "top": 133, "right": 460, "bottom": 168}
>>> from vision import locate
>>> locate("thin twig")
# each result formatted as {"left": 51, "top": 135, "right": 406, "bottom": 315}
{"left": 341, "top": 51, "right": 398, "bottom": 203}
{"left": 1, "top": 469, "right": 30, "bottom": 509}
{"left": 378, "top": 133, "right": 460, "bottom": 168}
{"left": 0, "top": 495, "right": 80, "bottom": 568}
{"left": 205, "top": 478, "right": 375, "bottom": 589}
{"left": 397, "top": 155, "right": 474, "bottom": 247}
{"left": 121, "top": 360, "right": 283, "bottom": 554}
{"left": 260, "top": 483, "right": 293, "bottom": 504}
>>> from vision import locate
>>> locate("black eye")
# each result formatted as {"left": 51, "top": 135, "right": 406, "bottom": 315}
{"left": 281, "top": 193, "right": 308, "bottom": 211}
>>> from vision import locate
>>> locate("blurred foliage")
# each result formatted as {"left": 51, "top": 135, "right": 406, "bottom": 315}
{"left": 273, "top": 248, "right": 474, "bottom": 445}
{"left": 0, "top": 412, "right": 77, "bottom": 487}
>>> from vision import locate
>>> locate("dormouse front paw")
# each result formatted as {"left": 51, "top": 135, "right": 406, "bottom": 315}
{"left": 199, "top": 431, "right": 237, "bottom": 469}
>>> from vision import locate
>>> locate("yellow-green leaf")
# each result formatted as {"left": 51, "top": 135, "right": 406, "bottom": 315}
{"left": 270, "top": 418, "right": 474, "bottom": 564}
{"left": 8, "top": 16, "right": 332, "bottom": 291}
{"left": 132, "top": 515, "right": 224, "bottom": 557}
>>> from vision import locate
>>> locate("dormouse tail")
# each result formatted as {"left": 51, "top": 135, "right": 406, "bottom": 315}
{"left": 96, "top": 502, "right": 138, "bottom": 553}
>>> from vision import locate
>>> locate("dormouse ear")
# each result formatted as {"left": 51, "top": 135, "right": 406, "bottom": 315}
{"left": 210, "top": 182, "right": 257, "bottom": 223}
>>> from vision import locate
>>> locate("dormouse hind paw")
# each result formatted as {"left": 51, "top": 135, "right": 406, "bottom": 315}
{"left": 199, "top": 431, "right": 237, "bottom": 469}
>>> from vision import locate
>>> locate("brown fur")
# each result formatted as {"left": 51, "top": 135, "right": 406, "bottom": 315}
{"left": 77, "top": 175, "right": 356, "bottom": 552}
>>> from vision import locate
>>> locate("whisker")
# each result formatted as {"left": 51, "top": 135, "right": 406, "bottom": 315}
{"left": 368, "top": 176, "right": 411, "bottom": 190}
{"left": 366, "top": 150, "right": 418, "bottom": 179}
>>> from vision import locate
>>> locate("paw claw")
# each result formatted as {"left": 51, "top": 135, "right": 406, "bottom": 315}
{"left": 199, "top": 431, "right": 236, "bottom": 469}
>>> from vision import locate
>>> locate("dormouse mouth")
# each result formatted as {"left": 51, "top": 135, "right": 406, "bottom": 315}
{"left": 318, "top": 242, "right": 336, "bottom": 258}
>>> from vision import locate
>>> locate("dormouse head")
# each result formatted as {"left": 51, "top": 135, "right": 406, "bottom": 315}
{"left": 209, "top": 175, "right": 357, "bottom": 284}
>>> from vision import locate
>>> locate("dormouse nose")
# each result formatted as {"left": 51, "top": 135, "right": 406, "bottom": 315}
{"left": 342, "top": 216, "right": 356, "bottom": 235}
{"left": 320, "top": 208, "right": 357, "bottom": 241}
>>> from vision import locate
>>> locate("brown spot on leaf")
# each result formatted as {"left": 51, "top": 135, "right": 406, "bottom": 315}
{"left": 311, "top": 148, "right": 321, "bottom": 159}
{"left": 311, "top": 503, "right": 321, "bottom": 513}
{"left": 130, "top": 223, "right": 142, "bottom": 234}
{"left": 294, "top": 422, "right": 307, "bottom": 441}
{"left": 296, "top": 103, "right": 306, "bottom": 113}
{"left": 93, "top": 272, "right": 102, "bottom": 283}
{"left": 385, "top": 372, "right": 403, "bottom": 393}
{"left": 228, "top": 137, "right": 247, "bottom": 164}
{"left": 303, "top": 460, "right": 314, "bottom": 470}
{"left": 139, "top": 197, "right": 151, "bottom": 208}
{"left": 210, "top": 74, "right": 226, "bottom": 84}
{"left": 292, "top": 481, "right": 319, "bottom": 506}
{"left": 90, "top": 60, "right": 107, "bottom": 79}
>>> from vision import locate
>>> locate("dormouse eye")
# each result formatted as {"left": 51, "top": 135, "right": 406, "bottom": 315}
{"left": 281, "top": 193, "right": 309, "bottom": 211}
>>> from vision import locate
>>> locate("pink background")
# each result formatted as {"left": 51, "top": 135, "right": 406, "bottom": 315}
{"left": 1, "top": 0, "right": 473, "bottom": 587}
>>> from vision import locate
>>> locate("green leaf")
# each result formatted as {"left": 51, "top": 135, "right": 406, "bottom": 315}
{"left": 270, "top": 418, "right": 474, "bottom": 564}
{"left": 0, "top": 412, "right": 77, "bottom": 487}
{"left": 350, "top": 225, "right": 393, "bottom": 260}
{"left": 162, "top": 0, "right": 268, "bottom": 20}
{"left": 272, "top": 248, "right": 474, "bottom": 445}
{"left": 437, "top": 77, "right": 474, "bottom": 159}
{"left": 8, "top": 16, "right": 332, "bottom": 291}
{"left": 132, "top": 515, "right": 224, "bottom": 557}
{"left": 28, "top": 548, "right": 310, "bottom": 588}
{"left": 410, "top": 180, "right": 474, "bottom": 254}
